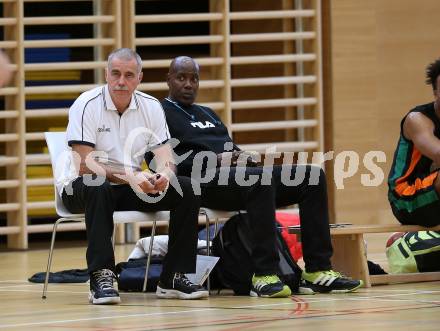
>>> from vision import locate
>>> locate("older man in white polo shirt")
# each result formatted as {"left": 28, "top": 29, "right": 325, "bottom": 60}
{"left": 60, "top": 48, "right": 207, "bottom": 304}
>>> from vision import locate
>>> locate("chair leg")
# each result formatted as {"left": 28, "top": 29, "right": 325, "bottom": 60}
{"left": 112, "top": 225, "right": 116, "bottom": 250}
{"left": 214, "top": 219, "right": 219, "bottom": 237}
{"left": 206, "top": 215, "right": 211, "bottom": 256}
{"left": 143, "top": 220, "right": 156, "bottom": 292}
{"left": 42, "top": 218, "right": 64, "bottom": 299}
{"left": 204, "top": 213, "right": 211, "bottom": 292}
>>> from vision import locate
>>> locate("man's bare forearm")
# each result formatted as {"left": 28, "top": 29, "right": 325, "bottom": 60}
{"left": 79, "top": 160, "right": 140, "bottom": 184}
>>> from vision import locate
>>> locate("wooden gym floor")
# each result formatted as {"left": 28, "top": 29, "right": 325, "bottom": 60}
{"left": 0, "top": 234, "right": 439, "bottom": 330}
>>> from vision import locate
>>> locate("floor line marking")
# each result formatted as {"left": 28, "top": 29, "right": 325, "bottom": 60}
{"left": 0, "top": 307, "right": 220, "bottom": 329}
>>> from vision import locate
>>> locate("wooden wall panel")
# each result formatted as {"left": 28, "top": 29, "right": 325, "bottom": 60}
{"left": 329, "top": 0, "right": 440, "bottom": 225}
{"left": 0, "top": 0, "right": 323, "bottom": 248}
{"left": 0, "top": 0, "right": 122, "bottom": 248}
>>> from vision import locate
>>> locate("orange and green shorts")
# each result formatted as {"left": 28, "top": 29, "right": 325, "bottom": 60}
{"left": 389, "top": 171, "right": 440, "bottom": 227}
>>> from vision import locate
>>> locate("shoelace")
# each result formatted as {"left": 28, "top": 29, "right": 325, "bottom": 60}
{"left": 321, "top": 270, "right": 353, "bottom": 280}
{"left": 174, "top": 273, "right": 194, "bottom": 287}
{"left": 92, "top": 269, "right": 116, "bottom": 290}
{"left": 254, "top": 275, "right": 280, "bottom": 285}
{"left": 322, "top": 270, "right": 342, "bottom": 278}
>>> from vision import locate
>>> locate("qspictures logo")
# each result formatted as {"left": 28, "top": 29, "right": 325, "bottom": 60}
{"left": 63, "top": 127, "right": 388, "bottom": 203}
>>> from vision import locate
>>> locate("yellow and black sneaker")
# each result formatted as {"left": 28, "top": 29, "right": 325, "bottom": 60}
{"left": 299, "top": 270, "right": 363, "bottom": 294}
{"left": 250, "top": 274, "right": 292, "bottom": 298}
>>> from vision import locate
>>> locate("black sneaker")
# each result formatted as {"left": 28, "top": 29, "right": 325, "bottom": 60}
{"left": 298, "top": 270, "right": 363, "bottom": 294}
{"left": 156, "top": 273, "right": 209, "bottom": 299}
{"left": 89, "top": 269, "right": 121, "bottom": 304}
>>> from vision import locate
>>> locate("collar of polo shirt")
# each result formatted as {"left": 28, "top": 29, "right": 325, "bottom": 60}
{"left": 103, "top": 84, "right": 138, "bottom": 112}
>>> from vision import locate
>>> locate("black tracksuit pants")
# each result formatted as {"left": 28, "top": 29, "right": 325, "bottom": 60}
{"left": 200, "top": 164, "right": 333, "bottom": 274}
{"left": 62, "top": 175, "right": 200, "bottom": 280}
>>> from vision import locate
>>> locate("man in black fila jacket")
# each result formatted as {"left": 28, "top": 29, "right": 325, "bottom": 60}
{"left": 159, "top": 56, "right": 363, "bottom": 296}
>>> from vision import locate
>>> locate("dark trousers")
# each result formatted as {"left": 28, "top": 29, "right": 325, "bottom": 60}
{"left": 62, "top": 175, "right": 200, "bottom": 280}
{"left": 200, "top": 164, "right": 333, "bottom": 274}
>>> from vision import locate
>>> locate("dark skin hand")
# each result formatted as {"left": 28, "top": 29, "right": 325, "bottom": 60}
{"left": 217, "top": 151, "right": 259, "bottom": 167}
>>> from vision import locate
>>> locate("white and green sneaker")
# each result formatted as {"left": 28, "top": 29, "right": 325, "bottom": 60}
{"left": 299, "top": 270, "right": 363, "bottom": 294}
{"left": 250, "top": 274, "right": 292, "bottom": 298}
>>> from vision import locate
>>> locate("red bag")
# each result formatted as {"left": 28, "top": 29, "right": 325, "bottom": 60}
{"left": 275, "top": 212, "right": 303, "bottom": 261}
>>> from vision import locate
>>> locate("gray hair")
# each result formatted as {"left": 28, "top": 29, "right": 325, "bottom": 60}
{"left": 107, "top": 48, "right": 142, "bottom": 73}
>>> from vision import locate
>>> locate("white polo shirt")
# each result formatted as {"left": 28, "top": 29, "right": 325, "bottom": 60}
{"left": 56, "top": 85, "right": 170, "bottom": 195}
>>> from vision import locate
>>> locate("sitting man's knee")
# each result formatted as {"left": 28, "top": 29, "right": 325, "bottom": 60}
{"left": 306, "top": 165, "right": 326, "bottom": 186}
{"left": 82, "top": 175, "right": 111, "bottom": 192}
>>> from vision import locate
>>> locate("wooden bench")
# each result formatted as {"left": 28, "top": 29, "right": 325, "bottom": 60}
{"left": 287, "top": 223, "right": 440, "bottom": 287}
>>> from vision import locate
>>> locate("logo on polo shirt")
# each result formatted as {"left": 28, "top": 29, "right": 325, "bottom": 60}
{"left": 97, "top": 124, "right": 111, "bottom": 133}
{"left": 191, "top": 121, "right": 215, "bottom": 129}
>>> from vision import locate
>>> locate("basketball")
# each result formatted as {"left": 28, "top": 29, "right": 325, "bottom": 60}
{"left": 386, "top": 232, "right": 406, "bottom": 248}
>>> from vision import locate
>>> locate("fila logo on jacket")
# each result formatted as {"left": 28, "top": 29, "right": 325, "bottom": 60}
{"left": 190, "top": 121, "right": 215, "bottom": 129}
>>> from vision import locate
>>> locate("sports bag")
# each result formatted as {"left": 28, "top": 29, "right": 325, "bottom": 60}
{"left": 386, "top": 231, "right": 440, "bottom": 273}
{"left": 275, "top": 212, "right": 302, "bottom": 261}
{"left": 212, "top": 213, "right": 302, "bottom": 295}
{"left": 115, "top": 257, "right": 163, "bottom": 292}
